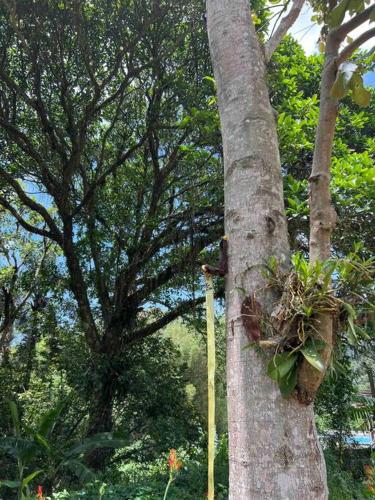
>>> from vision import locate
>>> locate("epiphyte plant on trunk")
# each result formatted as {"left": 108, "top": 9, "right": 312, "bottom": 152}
{"left": 206, "top": 0, "right": 374, "bottom": 498}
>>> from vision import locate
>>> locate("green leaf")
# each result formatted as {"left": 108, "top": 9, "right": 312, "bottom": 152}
{"left": 331, "top": 72, "right": 348, "bottom": 100}
{"left": 267, "top": 353, "right": 298, "bottom": 381}
{"left": 0, "top": 480, "right": 20, "bottom": 489}
{"left": 301, "top": 343, "right": 325, "bottom": 372}
{"left": 352, "top": 86, "right": 371, "bottom": 107}
{"left": 64, "top": 459, "right": 96, "bottom": 484}
{"left": 37, "top": 405, "right": 62, "bottom": 437}
{"left": 341, "top": 301, "right": 357, "bottom": 319}
{"left": 348, "top": 72, "right": 363, "bottom": 91}
{"left": 369, "top": 4, "right": 375, "bottom": 21}
{"left": 279, "top": 365, "right": 298, "bottom": 398}
{"left": 347, "top": 0, "right": 365, "bottom": 14}
{"left": 65, "top": 432, "right": 129, "bottom": 458}
{"left": 347, "top": 315, "right": 358, "bottom": 345}
{"left": 22, "top": 470, "right": 42, "bottom": 488}
{"left": 7, "top": 401, "right": 20, "bottom": 437}
{"left": 34, "top": 433, "right": 51, "bottom": 453}
{"left": 328, "top": 0, "right": 350, "bottom": 27}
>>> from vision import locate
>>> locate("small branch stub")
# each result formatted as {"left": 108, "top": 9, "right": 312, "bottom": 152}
{"left": 201, "top": 235, "right": 228, "bottom": 277}
{"left": 241, "top": 294, "right": 262, "bottom": 342}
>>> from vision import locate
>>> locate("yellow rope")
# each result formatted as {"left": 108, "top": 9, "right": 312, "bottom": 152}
{"left": 204, "top": 272, "right": 215, "bottom": 500}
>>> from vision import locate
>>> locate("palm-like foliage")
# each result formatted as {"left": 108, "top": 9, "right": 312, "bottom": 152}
{"left": 0, "top": 401, "right": 128, "bottom": 499}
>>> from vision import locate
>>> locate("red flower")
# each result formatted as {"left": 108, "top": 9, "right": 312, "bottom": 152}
{"left": 168, "top": 449, "right": 182, "bottom": 472}
{"left": 37, "top": 485, "right": 43, "bottom": 500}
{"left": 364, "top": 464, "right": 373, "bottom": 478}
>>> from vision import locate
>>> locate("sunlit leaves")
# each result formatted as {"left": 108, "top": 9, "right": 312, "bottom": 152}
{"left": 331, "top": 72, "right": 349, "bottom": 99}
{"left": 331, "top": 64, "right": 372, "bottom": 107}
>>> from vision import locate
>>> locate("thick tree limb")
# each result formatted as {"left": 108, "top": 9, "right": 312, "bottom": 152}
{"left": 0, "top": 117, "right": 58, "bottom": 195}
{"left": 61, "top": 219, "right": 101, "bottom": 353}
{"left": 0, "top": 196, "right": 54, "bottom": 240}
{"left": 127, "top": 296, "right": 206, "bottom": 344}
{"left": 0, "top": 167, "right": 62, "bottom": 242}
{"left": 333, "top": 5, "right": 375, "bottom": 41}
{"left": 86, "top": 209, "right": 112, "bottom": 326}
{"left": 337, "top": 28, "right": 375, "bottom": 65}
{"left": 265, "top": 0, "right": 305, "bottom": 61}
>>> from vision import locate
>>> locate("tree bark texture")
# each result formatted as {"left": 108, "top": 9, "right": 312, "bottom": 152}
{"left": 86, "top": 369, "right": 116, "bottom": 469}
{"left": 206, "top": 0, "right": 328, "bottom": 497}
{"left": 298, "top": 35, "right": 340, "bottom": 402}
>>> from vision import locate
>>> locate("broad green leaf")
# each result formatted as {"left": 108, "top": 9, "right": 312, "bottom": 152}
{"left": 64, "top": 459, "right": 96, "bottom": 484}
{"left": 65, "top": 432, "right": 129, "bottom": 458}
{"left": 22, "top": 470, "right": 42, "bottom": 488}
{"left": 353, "top": 86, "right": 371, "bottom": 107}
{"left": 328, "top": 0, "right": 350, "bottom": 27}
{"left": 370, "top": 5, "right": 375, "bottom": 21}
{"left": 0, "top": 480, "right": 20, "bottom": 489}
{"left": 267, "top": 353, "right": 298, "bottom": 381}
{"left": 279, "top": 365, "right": 298, "bottom": 398}
{"left": 37, "top": 405, "right": 62, "bottom": 437}
{"left": 331, "top": 72, "right": 348, "bottom": 100}
{"left": 8, "top": 401, "right": 20, "bottom": 437}
{"left": 347, "top": 0, "right": 365, "bottom": 14}
{"left": 0, "top": 437, "right": 37, "bottom": 461}
{"left": 301, "top": 343, "right": 325, "bottom": 372}
{"left": 34, "top": 433, "right": 51, "bottom": 453}
{"left": 348, "top": 72, "right": 362, "bottom": 90}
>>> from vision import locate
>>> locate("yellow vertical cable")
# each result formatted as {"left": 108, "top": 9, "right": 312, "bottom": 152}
{"left": 205, "top": 272, "right": 215, "bottom": 500}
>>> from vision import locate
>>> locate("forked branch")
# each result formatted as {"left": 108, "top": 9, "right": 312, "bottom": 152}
{"left": 265, "top": 0, "right": 305, "bottom": 61}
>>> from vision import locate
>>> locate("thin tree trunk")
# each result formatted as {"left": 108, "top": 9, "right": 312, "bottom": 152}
{"left": 23, "top": 311, "right": 39, "bottom": 391}
{"left": 206, "top": 0, "right": 328, "bottom": 497}
{"left": 298, "top": 34, "right": 340, "bottom": 402}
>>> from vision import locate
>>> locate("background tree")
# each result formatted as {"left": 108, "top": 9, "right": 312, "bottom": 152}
{"left": 0, "top": 0, "right": 223, "bottom": 463}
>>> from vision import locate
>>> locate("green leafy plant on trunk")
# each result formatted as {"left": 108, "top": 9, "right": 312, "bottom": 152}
{"left": 248, "top": 249, "right": 375, "bottom": 397}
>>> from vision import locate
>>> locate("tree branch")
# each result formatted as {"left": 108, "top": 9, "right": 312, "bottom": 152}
{"left": 126, "top": 296, "right": 206, "bottom": 344}
{"left": 333, "top": 5, "right": 375, "bottom": 41}
{"left": 265, "top": 0, "right": 305, "bottom": 61}
{"left": 336, "top": 28, "right": 375, "bottom": 65}
{"left": 0, "top": 196, "right": 54, "bottom": 239}
{"left": 0, "top": 167, "right": 63, "bottom": 242}
{"left": 72, "top": 135, "right": 147, "bottom": 216}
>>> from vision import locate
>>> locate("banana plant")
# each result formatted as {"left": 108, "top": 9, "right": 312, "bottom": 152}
{"left": 0, "top": 401, "right": 129, "bottom": 499}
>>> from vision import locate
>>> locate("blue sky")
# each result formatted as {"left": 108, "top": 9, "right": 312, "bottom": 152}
{"left": 364, "top": 72, "right": 375, "bottom": 87}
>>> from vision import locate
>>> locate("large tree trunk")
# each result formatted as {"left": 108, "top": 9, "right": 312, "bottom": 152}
{"left": 206, "top": 0, "right": 328, "bottom": 497}
{"left": 86, "top": 367, "right": 116, "bottom": 469}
